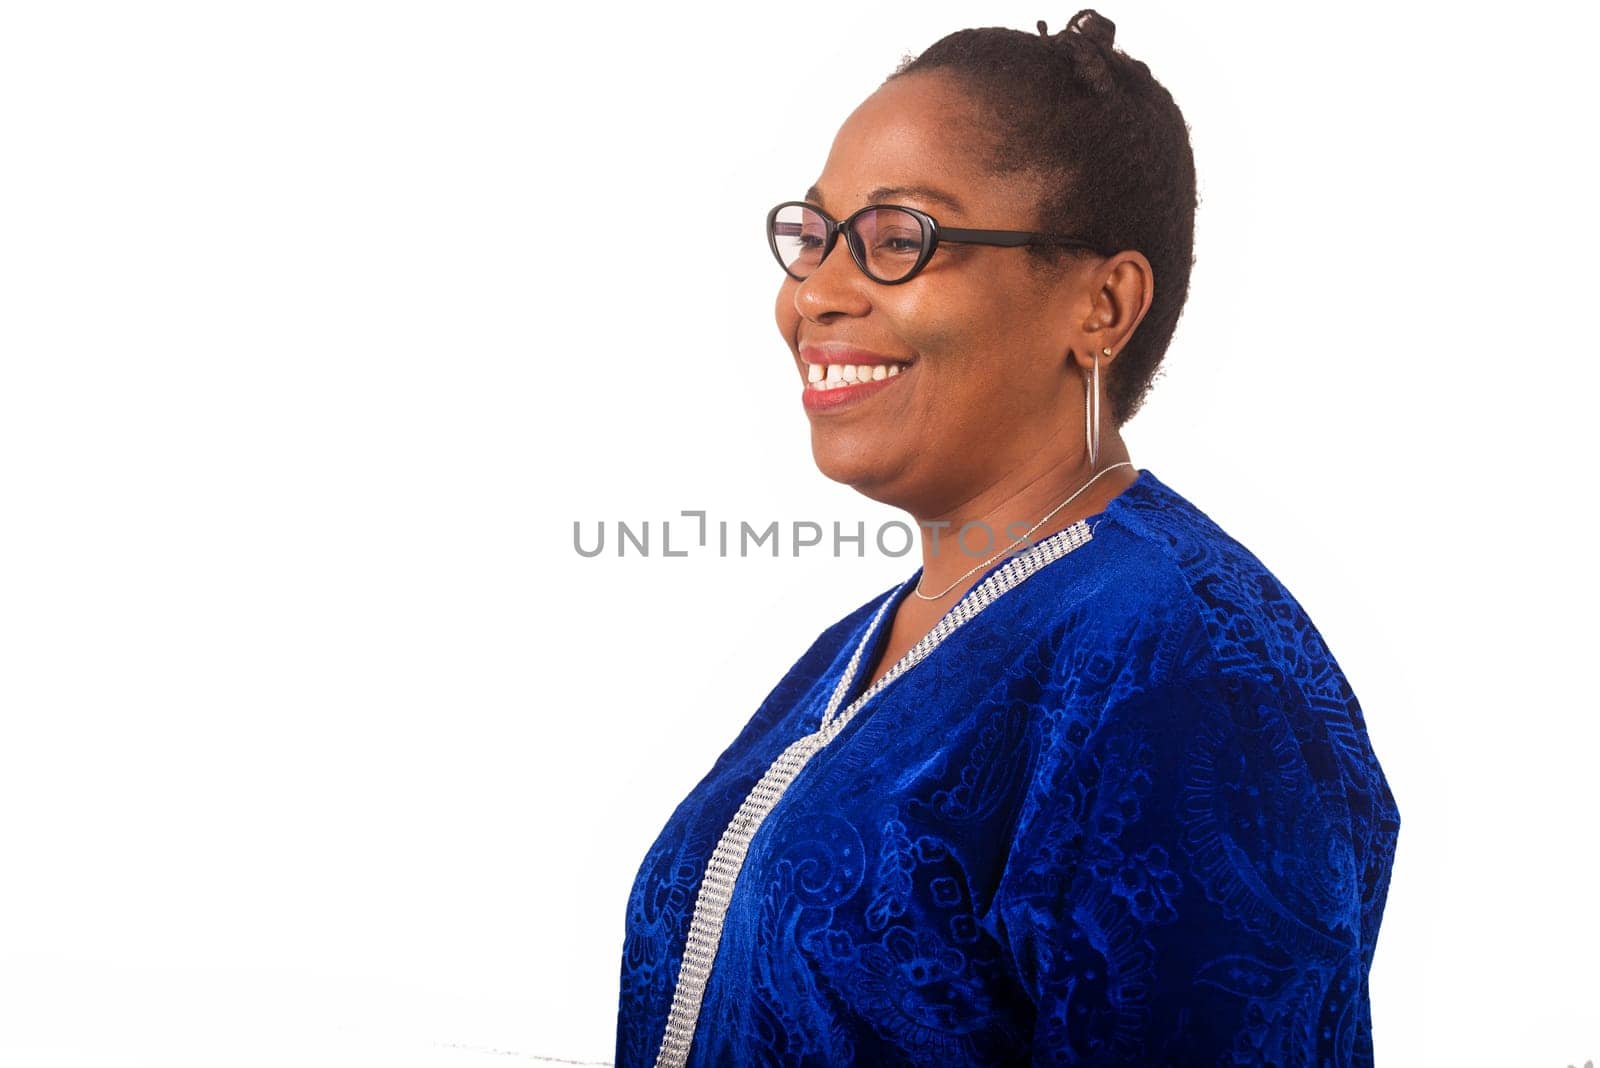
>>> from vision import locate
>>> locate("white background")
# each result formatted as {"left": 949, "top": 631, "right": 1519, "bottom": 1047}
{"left": 2, "top": 1, "right": 1596, "bottom": 1064}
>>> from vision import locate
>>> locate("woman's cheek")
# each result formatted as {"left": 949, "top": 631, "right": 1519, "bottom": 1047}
{"left": 881, "top": 295, "right": 972, "bottom": 364}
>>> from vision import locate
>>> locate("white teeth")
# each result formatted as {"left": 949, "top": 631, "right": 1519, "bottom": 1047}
{"left": 805, "top": 362, "right": 911, "bottom": 389}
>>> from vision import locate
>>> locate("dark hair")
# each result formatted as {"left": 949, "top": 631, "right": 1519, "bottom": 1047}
{"left": 888, "top": 10, "right": 1197, "bottom": 426}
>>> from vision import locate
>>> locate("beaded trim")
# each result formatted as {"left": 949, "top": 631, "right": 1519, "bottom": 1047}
{"left": 649, "top": 519, "right": 1097, "bottom": 1067}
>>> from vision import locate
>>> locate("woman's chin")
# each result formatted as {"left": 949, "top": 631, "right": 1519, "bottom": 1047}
{"left": 809, "top": 439, "right": 908, "bottom": 504}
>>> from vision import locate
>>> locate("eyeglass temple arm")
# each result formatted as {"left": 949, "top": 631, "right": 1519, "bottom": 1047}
{"left": 937, "top": 226, "right": 1102, "bottom": 252}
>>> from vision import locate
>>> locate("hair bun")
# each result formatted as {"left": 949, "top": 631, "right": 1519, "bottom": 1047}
{"left": 1036, "top": 9, "right": 1116, "bottom": 49}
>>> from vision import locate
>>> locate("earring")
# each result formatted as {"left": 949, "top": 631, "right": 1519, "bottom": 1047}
{"left": 1084, "top": 347, "right": 1109, "bottom": 469}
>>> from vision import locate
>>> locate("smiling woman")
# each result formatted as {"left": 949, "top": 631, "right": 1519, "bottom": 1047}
{"left": 615, "top": 10, "right": 1399, "bottom": 1067}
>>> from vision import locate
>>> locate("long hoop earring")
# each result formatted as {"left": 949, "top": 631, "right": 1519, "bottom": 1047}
{"left": 1084, "top": 347, "right": 1108, "bottom": 470}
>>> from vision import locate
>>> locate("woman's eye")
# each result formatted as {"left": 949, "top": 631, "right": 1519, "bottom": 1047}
{"left": 878, "top": 236, "right": 922, "bottom": 254}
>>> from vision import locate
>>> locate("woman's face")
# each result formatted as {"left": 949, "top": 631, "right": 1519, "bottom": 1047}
{"left": 775, "top": 72, "right": 1108, "bottom": 517}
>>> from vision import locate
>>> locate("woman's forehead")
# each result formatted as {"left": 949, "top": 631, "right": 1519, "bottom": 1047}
{"left": 811, "top": 78, "right": 1023, "bottom": 219}
{"left": 831, "top": 76, "right": 978, "bottom": 163}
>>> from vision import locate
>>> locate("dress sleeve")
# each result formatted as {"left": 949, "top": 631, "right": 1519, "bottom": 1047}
{"left": 983, "top": 672, "right": 1370, "bottom": 1066}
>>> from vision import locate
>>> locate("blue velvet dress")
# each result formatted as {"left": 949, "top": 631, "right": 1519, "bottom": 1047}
{"left": 615, "top": 469, "right": 1400, "bottom": 1067}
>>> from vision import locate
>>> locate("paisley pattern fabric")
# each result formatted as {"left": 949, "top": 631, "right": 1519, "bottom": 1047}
{"left": 615, "top": 469, "right": 1400, "bottom": 1067}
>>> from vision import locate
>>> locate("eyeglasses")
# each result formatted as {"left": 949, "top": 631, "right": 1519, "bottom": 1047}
{"left": 766, "top": 200, "right": 1106, "bottom": 286}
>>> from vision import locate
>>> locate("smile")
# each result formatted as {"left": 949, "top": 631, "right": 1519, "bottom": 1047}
{"left": 805, "top": 361, "right": 911, "bottom": 390}
{"left": 799, "top": 359, "right": 914, "bottom": 414}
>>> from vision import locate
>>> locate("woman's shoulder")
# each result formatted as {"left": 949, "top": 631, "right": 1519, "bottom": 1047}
{"left": 1026, "top": 471, "right": 1396, "bottom": 833}
{"left": 1089, "top": 468, "right": 1352, "bottom": 693}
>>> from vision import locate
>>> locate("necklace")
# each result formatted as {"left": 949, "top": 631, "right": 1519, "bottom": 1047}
{"left": 911, "top": 460, "right": 1134, "bottom": 601}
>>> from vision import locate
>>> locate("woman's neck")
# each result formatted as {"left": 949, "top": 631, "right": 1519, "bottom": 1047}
{"left": 907, "top": 435, "right": 1135, "bottom": 603}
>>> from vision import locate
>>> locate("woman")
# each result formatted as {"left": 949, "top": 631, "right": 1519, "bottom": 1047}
{"left": 616, "top": 11, "right": 1399, "bottom": 1066}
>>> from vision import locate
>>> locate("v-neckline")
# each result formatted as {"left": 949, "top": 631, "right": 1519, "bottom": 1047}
{"left": 826, "top": 466, "right": 1151, "bottom": 723}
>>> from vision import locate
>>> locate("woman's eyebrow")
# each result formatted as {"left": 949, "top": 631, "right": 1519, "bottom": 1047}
{"left": 804, "top": 183, "right": 967, "bottom": 214}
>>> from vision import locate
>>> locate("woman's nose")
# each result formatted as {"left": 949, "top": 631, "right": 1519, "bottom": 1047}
{"left": 794, "top": 238, "right": 871, "bottom": 320}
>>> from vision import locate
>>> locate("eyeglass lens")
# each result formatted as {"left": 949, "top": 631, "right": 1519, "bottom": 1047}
{"left": 771, "top": 204, "right": 926, "bottom": 283}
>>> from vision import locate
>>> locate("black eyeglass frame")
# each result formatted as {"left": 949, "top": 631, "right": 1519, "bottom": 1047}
{"left": 766, "top": 199, "right": 1108, "bottom": 286}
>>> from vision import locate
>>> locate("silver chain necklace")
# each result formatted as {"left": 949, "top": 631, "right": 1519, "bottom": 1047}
{"left": 911, "top": 460, "right": 1133, "bottom": 601}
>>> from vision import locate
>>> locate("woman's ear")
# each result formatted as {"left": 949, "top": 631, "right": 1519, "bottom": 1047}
{"left": 1072, "top": 251, "right": 1154, "bottom": 373}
